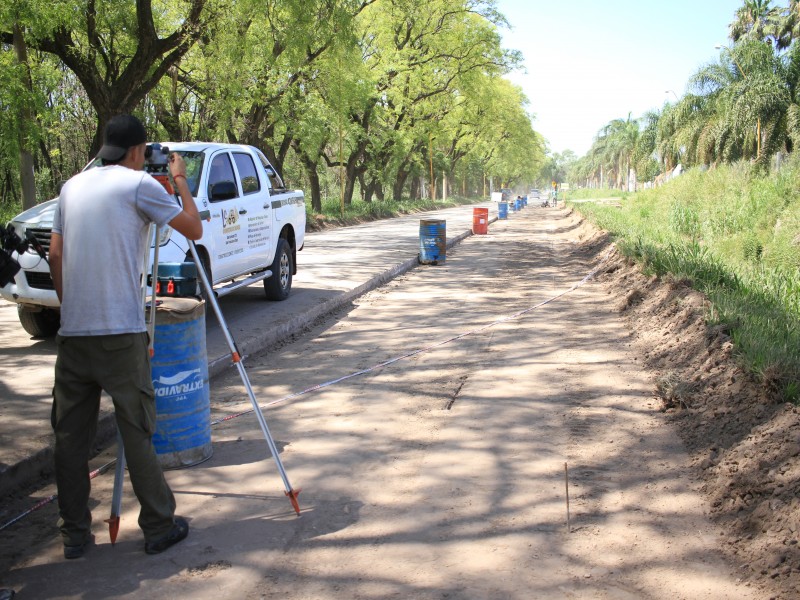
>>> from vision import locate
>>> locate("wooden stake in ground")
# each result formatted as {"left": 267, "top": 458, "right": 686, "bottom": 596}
{"left": 564, "top": 462, "right": 570, "bottom": 532}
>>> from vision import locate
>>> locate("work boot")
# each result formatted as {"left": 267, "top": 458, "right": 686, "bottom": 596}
{"left": 63, "top": 534, "right": 94, "bottom": 559}
{"left": 144, "top": 517, "right": 189, "bottom": 555}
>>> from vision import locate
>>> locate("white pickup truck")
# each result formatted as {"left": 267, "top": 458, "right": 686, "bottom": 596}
{"left": 1, "top": 142, "right": 306, "bottom": 337}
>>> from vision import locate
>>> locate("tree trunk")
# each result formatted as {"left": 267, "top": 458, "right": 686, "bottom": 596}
{"left": 13, "top": 23, "right": 37, "bottom": 210}
{"left": 409, "top": 177, "right": 419, "bottom": 201}
{"left": 363, "top": 179, "right": 374, "bottom": 203}
{"left": 373, "top": 179, "right": 384, "bottom": 201}
{"left": 393, "top": 168, "right": 410, "bottom": 201}
{"left": 292, "top": 140, "right": 322, "bottom": 212}
{"left": 305, "top": 162, "right": 322, "bottom": 212}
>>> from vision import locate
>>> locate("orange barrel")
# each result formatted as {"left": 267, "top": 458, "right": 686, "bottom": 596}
{"left": 472, "top": 207, "right": 489, "bottom": 235}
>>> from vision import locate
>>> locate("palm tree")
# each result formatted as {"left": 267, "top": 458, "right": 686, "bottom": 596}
{"left": 773, "top": 0, "right": 800, "bottom": 50}
{"left": 730, "top": 0, "right": 785, "bottom": 46}
{"left": 686, "top": 40, "right": 789, "bottom": 165}
{"left": 600, "top": 114, "right": 640, "bottom": 189}
{"left": 632, "top": 109, "right": 661, "bottom": 181}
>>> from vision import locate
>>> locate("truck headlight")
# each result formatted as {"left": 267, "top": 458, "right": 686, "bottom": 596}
{"left": 156, "top": 226, "right": 172, "bottom": 247}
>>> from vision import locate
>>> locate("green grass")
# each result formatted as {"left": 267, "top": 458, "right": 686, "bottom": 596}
{"left": 565, "top": 188, "right": 628, "bottom": 201}
{"left": 570, "top": 159, "right": 800, "bottom": 402}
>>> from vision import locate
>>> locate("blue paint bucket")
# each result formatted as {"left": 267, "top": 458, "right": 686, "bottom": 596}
{"left": 498, "top": 202, "right": 508, "bottom": 219}
{"left": 149, "top": 297, "right": 212, "bottom": 469}
{"left": 419, "top": 219, "right": 446, "bottom": 264}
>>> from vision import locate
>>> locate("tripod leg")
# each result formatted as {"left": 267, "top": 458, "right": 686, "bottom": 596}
{"left": 186, "top": 239, "right": 301, "bottom": 514}
{"left": 147, "top": 226, "right": 161, "bottom": 357}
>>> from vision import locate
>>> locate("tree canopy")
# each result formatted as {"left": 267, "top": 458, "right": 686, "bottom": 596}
{"left": 0, "top": 0, "right": 543, "bottom": 210}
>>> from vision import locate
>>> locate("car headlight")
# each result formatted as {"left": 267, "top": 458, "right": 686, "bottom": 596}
{"left": 154, "top": 226, "right": 172, "bottom": 247}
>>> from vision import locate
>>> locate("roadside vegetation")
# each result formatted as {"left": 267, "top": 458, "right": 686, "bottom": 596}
{"left": 307, "top": 195, "right": 478, "bottom": 230}
{"left": 565, "top": 188, "right": 626, "bottom": 201}
{"left": 572, "top": 159, "right": 800, "bottom": 402}
{"left": 0, "top": 202, "right": 18, "bottom": 226}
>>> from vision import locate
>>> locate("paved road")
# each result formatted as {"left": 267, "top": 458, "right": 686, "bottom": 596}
{"left": 0, "top": 201, "right": 494, "bottom": 496}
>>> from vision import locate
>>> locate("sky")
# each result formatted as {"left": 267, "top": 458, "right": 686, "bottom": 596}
{"left": 496, "top": 0, "right": 747, "bottom": 157}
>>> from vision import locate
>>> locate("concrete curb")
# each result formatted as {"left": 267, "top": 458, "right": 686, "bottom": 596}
{"left": 0, "top": 224, "right": 480, "bottom": 498}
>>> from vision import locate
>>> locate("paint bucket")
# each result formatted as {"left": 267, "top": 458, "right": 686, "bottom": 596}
{"left": 148, "top": 297, "right": 212, "bottom": 469}
{"left": 419, "top": 219, "right": 446, "bottom": 264}
{"left": 472, "top": 207, "right": 489, "bottom": 235}
{"left": 498, "top": 202, "right": 508, "bottom": 220}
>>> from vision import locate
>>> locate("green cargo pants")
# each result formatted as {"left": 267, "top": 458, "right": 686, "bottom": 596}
{"left": 52, "top": 332, "right": 176, "bottom": 546}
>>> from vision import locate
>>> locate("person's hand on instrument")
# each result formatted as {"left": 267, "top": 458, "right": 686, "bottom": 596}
{"left": 168, "top": 153, "right": 188, "bottom": 182}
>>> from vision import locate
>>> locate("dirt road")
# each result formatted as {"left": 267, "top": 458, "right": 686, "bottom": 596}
{"left": 1, "top": 207, "right": 762, "bottom": 598}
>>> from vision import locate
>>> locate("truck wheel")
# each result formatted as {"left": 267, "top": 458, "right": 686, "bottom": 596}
{"left": 264, "top": 238, "right": 292, "bottom": 301}
{"left": 18, "top": 306, "right": 60, "bottom": 338}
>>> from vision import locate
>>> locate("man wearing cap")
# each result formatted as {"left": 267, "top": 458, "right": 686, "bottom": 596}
{"left": 49, "top": 114, "right": 203, "bottom": 558}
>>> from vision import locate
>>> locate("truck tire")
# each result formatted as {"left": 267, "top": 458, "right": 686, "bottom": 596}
{"left": 264, "top": 238, "right": 292, "bottom": 301}
{"left": 18, "top": 306, "right": 60, "bottom": 338}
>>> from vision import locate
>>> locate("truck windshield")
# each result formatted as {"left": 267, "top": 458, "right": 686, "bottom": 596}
{"left": 84, "top": 150, "right": 205, "bottom": 197}
{"left": 175, "top": 151, "right": 204, "bottom": 197}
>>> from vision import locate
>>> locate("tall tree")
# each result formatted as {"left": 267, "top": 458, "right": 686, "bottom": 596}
{"left": 730, "top": 0, "right": 784, "bottom": 46}
{"left": 1, "top": 0, "right": 210, "bottom": 158}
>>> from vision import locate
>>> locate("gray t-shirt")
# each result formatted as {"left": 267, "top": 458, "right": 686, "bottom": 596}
{"left": 52, "top": 165, "right": 182, "bottom": 336}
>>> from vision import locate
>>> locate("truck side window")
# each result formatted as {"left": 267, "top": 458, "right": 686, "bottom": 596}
{"left": 233, "top": 153, "right": 261, "bottom": 195}
{"left": 255, "top": 149, "right": 287, "bottom": 192}
{"left": 207, "top": 153, "right": 239, "bottom": 201}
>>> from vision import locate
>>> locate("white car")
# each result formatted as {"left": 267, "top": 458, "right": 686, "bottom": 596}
{"left": 1, "top": 142, "right": 306, "bottom": 337}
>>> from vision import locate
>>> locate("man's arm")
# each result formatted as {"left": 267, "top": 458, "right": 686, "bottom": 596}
{"left": 167, "top": 153, "right": 203, "bottom": 240}
{"left": 50, "top": 232, "right": 63, "bottom": 303}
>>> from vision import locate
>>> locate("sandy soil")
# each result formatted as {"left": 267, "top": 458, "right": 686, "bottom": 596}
{"left": 594, "top": 227, "right": 800, "bottom": 600}
{"left": 0, "top": 206, "right": 794, "bottom": 598}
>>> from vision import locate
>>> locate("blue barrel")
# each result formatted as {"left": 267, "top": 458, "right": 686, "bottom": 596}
{"left": 419, "top": 219, "right": 446, "bottom": 264}
{"left": 522, "top": 196, "right": 528, "bottom": 207}
{"left": 149, "top": 297, "right": 212, "bottom": 469}
{"left": 498, "top": 202, "right": 508, "bottom": 219}
{"left": 509, "top": 200, "right": 517, "bottom": 212}
{"left": 515, "top": 198, "right": 522, "bottom": 211}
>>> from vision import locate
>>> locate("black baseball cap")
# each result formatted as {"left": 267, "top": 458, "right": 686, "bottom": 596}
{"left": 97, "top": 114, "right": 147, "bottom": 161}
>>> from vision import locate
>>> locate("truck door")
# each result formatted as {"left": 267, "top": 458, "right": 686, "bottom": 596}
{"left": 231, "top": 151, "right": 272, "bottom": 271}
{"left": 206, "top": 151, "right": 248, "bottom": 278}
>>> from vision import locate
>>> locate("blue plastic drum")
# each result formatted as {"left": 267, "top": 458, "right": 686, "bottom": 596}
{"left": 498, "top": 202, "right": 508, "bottom": 219}
{"left": 419, "top": 219, "right": 446, "bottom": 264}
{"left": 149, "top": 297, "right": 212, "bottom": 469}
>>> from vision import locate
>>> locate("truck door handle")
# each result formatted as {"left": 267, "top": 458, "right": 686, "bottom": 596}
{"left": 238, "top": 209, "right": 247, "bottom": 214}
